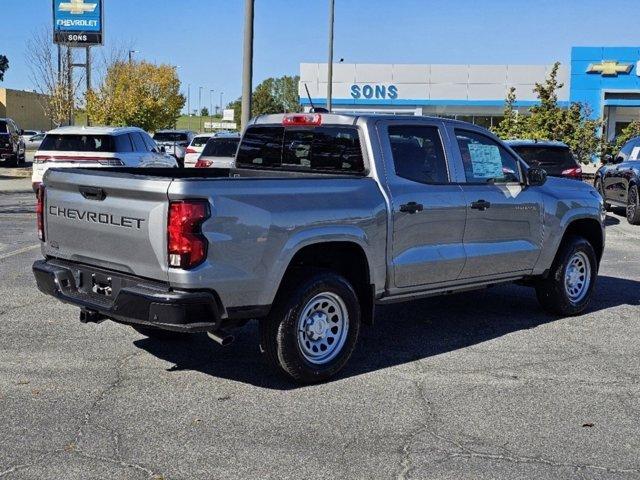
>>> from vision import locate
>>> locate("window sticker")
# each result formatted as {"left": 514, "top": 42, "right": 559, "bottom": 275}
{"left": 630, "top": 146, "right": 640, "bottom": 160}
{"left": 468, "top": 143, "right": 503, "bottom": 178}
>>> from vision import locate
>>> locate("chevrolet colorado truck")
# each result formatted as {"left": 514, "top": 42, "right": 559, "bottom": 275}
{"left": 33, "top": 113, "right": 606, "bottom": 383}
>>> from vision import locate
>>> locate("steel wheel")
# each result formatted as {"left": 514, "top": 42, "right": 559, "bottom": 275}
{"left": 297, "top": 292, "right": 349, "bottom": 365}
{"left": 564, "top": 251, "right": 591, "bottom": 303}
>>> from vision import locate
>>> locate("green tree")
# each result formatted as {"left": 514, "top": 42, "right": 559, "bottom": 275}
{"left": 229, "top": 74, "right": 301, "bottom": 126}
{"left": 612, "top": 119, "right": 640, "bottom": 152}
{"left": 86, "top": 61, "right": 185, "bottom": 131}
{"left": 200, "top": 106, "right": 209, "bottom": 117}
{"left": 492, "top": 87, "right": 522, "bottom": 139}
{"left": 0, "top": 55, "right": 8, "bottom": 81}
{"left": 493, "top": 62, "right": 602, "bottom": 164}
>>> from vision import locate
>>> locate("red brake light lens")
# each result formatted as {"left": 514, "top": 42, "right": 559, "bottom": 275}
{"left": 186, "top": 147, "right": 197, "bottom": 154}
{"left": 36, "top": 185, "right": 45, "bottom": 241}
{"left": 167, "top": 200, "right": 209, "bottom": 269}
{"left": 195, "top": 159, "right": 213, "bottom": 168}
{"left": 282, "top": 114, "right": 322, "bottom": 126}
{"left": 562, "top": 167, "right": 583, "bottom": 179}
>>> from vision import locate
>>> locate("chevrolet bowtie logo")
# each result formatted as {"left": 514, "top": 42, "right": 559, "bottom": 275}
{"left": 59, "top": 0, "right": 97, "bottom": 15}
{"left": 586, "top": 61, "right": 633, "bottom": 76}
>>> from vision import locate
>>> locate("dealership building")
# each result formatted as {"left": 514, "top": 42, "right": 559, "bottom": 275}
{"left": 300, "top": 47, "right": 640, "bottom": 140}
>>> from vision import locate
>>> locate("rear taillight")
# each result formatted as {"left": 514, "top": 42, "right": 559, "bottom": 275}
{"left": 185, "top": 147, "right": 197, "bottom": 154}
{"left": 195, "top": 159, "right": 213, "bottom": 168}
{"left": 562, "top": 167, "right": 583, "bottom": 179}
{"left": 36, "top": 185, "right": 45, "bottom": 241}
{"left": 33, "top": 155, "right": 50, "bottom": 164}
{"left": 167, "top": 200, "right": 209, "bottom": 269}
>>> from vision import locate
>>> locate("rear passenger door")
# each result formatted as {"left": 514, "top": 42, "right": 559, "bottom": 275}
{"left": 378, "top": 120, "right": 468, "bottom": 289}
{"left": 451, "top": 128, "right": 543, "bottom": 279}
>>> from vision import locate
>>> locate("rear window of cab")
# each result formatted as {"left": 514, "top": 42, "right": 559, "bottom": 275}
{"left": 236, "top": 126, "right": 365, "bottom": 174}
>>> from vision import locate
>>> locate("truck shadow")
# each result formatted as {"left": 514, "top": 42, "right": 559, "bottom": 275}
{"left": 133, "top": 274, "right": 639, "bottom": 390}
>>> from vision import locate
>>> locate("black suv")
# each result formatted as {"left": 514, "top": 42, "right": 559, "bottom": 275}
{"left": 506, "top": 140, "right": 582, "bottom": 180}
{"left": 0, "top": 118, "right": 26, "bottom": 167}
{"left": 594, "top": 136, "right": 640, "bottom": 225}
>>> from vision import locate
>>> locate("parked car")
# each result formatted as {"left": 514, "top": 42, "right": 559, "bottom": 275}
{"left": 506, "top": 140, "right": 582, "bottom": 180}
{"left": 184, "top": 133, "right": 216, "bottom": 168}
{"left": 24, "top": 132, "right": 46, "bottom": 151}
{"left": 32, "top": 126, "right": 178, "bottom": 191}
{"left": 194, "top": 134, "right": 240, "bottom": 169}
{"left": 0, "top": 117, "right": 26, "bottom": 167}
{"left": 152, "top": 130, "right": 195, "bottom": 167}
{"left": 594, "top": 135, "right": 640, "bottom": 224}
{"left": 32, "top": 113, "right": 605, "bottom": 383}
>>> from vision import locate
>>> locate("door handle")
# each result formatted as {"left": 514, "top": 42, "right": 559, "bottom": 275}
{"left": 400, "top": 202, "right": 424, "bottom": 214}
{"left": 470, "top": 199, "right": 491, "bottom": 211}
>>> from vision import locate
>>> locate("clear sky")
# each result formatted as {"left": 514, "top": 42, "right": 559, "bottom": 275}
{"left": 1, "top": 0, "right": 640, "bottom": 111}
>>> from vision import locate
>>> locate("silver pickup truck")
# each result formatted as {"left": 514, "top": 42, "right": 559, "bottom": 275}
{"left": 33, "top": 113, "right": 605, "bottom": 383}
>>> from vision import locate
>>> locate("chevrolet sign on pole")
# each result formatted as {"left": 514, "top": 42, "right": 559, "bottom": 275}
{"left": 53, "top": 0, "right": 103, "bottom": 45}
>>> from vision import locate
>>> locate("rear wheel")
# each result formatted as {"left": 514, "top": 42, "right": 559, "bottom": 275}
{"left": 535, "top": 236, "right": 597, "bottom": 316}
{"left": 260, "top": 270, "right": 361, "bottom": 383}
{"left": 595, "top": 178, "right": 611, "bottom": 212}
{"left": 626, "top": 185, "right": 640, "bottom": 225}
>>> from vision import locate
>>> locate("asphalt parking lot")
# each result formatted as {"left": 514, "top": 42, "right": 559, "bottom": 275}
{"left": 0, "top": 185, "right": 639, "bottom": 480}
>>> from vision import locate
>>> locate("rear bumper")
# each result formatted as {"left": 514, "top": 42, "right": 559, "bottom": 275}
{"left": 33, "top": 259, "right": 222, "bottom": 332}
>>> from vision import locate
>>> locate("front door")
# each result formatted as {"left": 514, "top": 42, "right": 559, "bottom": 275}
{"left": 380, "top": 121, "right": 468, "bottom": 289}
{"left": 452, "top": 128, "right": 544, "bottom": 279}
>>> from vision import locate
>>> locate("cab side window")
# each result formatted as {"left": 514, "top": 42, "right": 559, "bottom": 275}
{"left": 388, "top": 125, "right": 449, "bottom": 184}
{"left": 130, "top": 133, "right": 147, "bottom": 152}
{"left": 142, "top": 133, "right": 159, "bottom": 152}
{"left": 455, "top": 130, "right": 522, "bottom": 184}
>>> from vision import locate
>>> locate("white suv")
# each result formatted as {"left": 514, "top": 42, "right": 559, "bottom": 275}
{"left": 184, "top": 133, "right": 215, "bottom": 168}
{"left": 32, "top": 126, "right": 177, "bottom": 191}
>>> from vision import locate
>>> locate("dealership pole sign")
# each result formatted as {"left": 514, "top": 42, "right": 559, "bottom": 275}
{"left": 53, "top": 0, "right": 103, "bottom": 46}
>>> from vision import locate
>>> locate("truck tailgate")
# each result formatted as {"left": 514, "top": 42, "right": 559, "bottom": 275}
{"left": 42, "top": 169, "right": 171, "bottom": 281}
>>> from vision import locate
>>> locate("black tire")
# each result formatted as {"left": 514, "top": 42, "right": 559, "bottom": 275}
{"left": 3, "top": 154, "right": 18, "bottom": 168}
{"left": 626, "top": 184, "right": 640, "bottom": 225}
{"left": 535, "top": 236, "right": 597, "bottom": 316}
{"left": 260, "top": 269, "right": 361, "bottom": 383}
{"left": 131, "top": 324, "right": 190, "bottom": 340}
{"left": 595, "top": 178, "right": 611, "bottom": 212}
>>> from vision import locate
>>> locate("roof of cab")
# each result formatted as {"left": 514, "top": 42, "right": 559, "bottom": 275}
{"left": 250, "top": 112, "right": 472, "bottom": 127}
{"left": 505, "top": 139, "right": 569, "bottom": 148}
{"left": 45, "top": 125, "right": 145, "bottom": 136}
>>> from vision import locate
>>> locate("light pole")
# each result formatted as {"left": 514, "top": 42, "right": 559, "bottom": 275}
{"left": 219, "top": 92, "right": 224, "bottom": 116}
{"left": 187, "top": 83, "right": 191, "bottom": 131}
{"left": 210, "top": 89, "right": 214, "bottom": 131}
{"left": 198, "top": 86, "right": 203, "bottom": 132}
{"left": 327, "top": 0, "right": 335, "bottom": 111}
{"left": 128, "top": 50, "right": 138, "bottom": 64}
{"left": 241, "top": 0, "right": 254, "bottom": 131}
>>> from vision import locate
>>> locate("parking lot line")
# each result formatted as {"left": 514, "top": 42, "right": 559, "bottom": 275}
{"left": 0, "top": 244, "right": 40, "bottom": 260}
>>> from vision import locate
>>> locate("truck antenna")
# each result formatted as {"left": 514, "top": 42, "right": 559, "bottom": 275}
{"left": 304, "top": 83, "right": 328, "bottom": 113}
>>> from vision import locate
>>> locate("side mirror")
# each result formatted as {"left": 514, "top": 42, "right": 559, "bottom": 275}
{"left": 160, "top": 146, "right": 166, "bottom": 153}
{"left": 527, "top": 166, "right": 547, "bottom": 187}
{"left": 615, "top": 156, "right": 624, "bottom": 164}
{"left": 603, "top": 154, "right": 613, "bottom": 164}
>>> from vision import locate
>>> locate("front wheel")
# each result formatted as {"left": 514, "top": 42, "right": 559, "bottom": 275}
{"left": 535, "top": 236, "right": 598, "bottom": 316}
{"left": 626, "top": 185, "right": 640, "bottom": 225}
{"left": 260, "top": 270, "right": 361, "bottom": 383}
